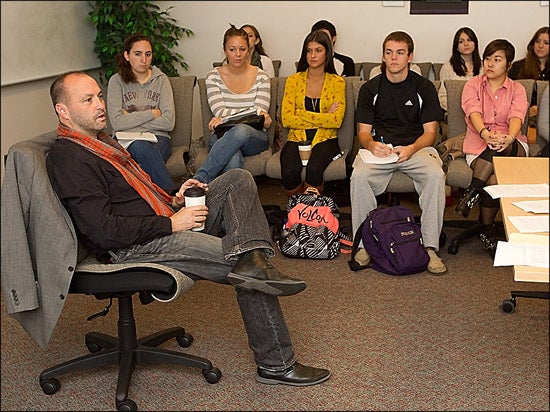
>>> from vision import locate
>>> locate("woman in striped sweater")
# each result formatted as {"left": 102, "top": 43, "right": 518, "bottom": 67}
{"left": 194, "top": 25, "right": 272, "bottom": 184}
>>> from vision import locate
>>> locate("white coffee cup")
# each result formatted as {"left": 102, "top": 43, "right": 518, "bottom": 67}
{"left": 298, "top": 143, "right": 312, "bottom": 166}
{"left": 183, "top": 187, "right": 206, "bottom": 231}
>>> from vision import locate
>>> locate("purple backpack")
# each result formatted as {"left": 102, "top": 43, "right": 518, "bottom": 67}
{"left": 349, "top": 206, "right": 429, "bottom": 276}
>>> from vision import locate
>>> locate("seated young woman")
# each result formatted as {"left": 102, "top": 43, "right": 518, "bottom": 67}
{"left": 456, "top": 39, "right": 530, "bottom": 257}
{"left": 107, "top": 33, "right": 177, "bottom": 192}
{"left": 194, "top": 25, "right": 272, "bottom": 184}
{"left": 279, "top": 29, "right": 345, "bottom": 196}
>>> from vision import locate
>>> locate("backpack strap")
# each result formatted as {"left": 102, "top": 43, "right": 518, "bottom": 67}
{"left": 338, "top": 231, "right": 353, "bottom": 254}
{"left": 348, "top": 220, "right": 369, "bottom": 271}
{"left": 303, "top": 186, "right": 321, "bottom": 196}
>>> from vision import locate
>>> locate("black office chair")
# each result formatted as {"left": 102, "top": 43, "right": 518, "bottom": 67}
{"left": 2, "top": 133, "right": 221, "bottom": 411}
{"left": 40, "top": 257, "right": 222, "bottom": 412}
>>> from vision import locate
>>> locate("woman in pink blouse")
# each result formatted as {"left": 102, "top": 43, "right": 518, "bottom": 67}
{"left": 456, "top": 39, "right": 529, "bottom": 256}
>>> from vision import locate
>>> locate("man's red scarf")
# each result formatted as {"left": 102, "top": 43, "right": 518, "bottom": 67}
{"left": 57, "top": 124, "right": 174, "bottom": 217}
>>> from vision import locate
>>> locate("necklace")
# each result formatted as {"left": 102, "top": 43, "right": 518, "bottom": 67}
{"left": 311, "top": 97, "right": 320, "bottom": 112}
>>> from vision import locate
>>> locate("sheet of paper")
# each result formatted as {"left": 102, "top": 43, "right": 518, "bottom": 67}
{"left": 115, "top": 132, "right": 157, "bottom": 149}
{"left": 483, "top": 183, "right": 549, "bottom": 199}
{"left": 508, "top": 215, "right": 549, "bottom": 233}
{"left": 494, "top": 240, "right": 549, "bottom": 268}
{"left": 358, "top": 146, "right": 398, "bottom": 164}
{"left": 511, "top": 200, "right": 549, "bottom": 214}
{"left": 115, "top": 131, "right": 157, "bottom": 142}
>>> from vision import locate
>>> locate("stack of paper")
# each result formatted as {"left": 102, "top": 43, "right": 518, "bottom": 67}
{"left": 483, "top": 183, "right": 549, "bottom": 199}
{"left": 494, "top": 233, "right": 549, "bottom": 283}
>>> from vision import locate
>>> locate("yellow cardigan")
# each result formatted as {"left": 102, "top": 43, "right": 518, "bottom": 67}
{"left": 281, "top": 70, "right": 346, "bottom": 147}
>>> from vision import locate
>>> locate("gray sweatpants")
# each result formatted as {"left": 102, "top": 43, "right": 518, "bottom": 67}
{"left": 350, "top": 146, "right": 446, "bottom": 251}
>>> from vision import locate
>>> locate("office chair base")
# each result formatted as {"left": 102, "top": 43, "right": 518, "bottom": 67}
{"left": 444, "top": 220, "right": 504, "bottom": 255}
{"left": 39, "top": 294, "right": 221, "bottom": 411}
{"left": 501, "top": 291, "right": 550, "bottom": 313}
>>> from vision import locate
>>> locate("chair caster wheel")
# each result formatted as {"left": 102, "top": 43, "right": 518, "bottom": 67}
{"left": 447, "top": 242, "right": 458, "bottom": 255}
{"left": 439, "top": 232, "right": 446, "bottom": 248}
{"left": 86, "top": 341, "right": 102, "bottom": 353}
{"left": 203, "top": 367, "right": 222, "bottom": 384}
{"left": 117, "top": 398, "right": 137, "bottom": 411}
{"left": 501, "top": 298, "right": 516, "bottom": 313}
{"left": 176, "top": 333, "right": 193, "bottom": 348}
{"left": 41, "top": 377, "right": 60, "bottom": 395}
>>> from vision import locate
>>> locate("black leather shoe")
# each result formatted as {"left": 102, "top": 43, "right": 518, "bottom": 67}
{"left": 256, "top": 362, "right": 330, "bottom": 386}
{"left": 227, "top": 250, "right": 306, "bottom": 296}
{"left": 455, "top": 186, "right": 481, "bottom": 218}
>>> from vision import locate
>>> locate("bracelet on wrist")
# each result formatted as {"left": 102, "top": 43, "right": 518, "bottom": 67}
{"left": 479, "top": 127, "right": 488, "bottom": 137}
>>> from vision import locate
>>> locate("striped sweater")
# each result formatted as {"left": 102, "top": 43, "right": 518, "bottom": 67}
{"left": 205, "top": 68, "right": 270, "bottom": 119}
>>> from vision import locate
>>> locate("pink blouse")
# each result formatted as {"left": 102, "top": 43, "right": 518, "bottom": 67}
{"left": 461, "top": 75, "right": 529, "bottom": 155}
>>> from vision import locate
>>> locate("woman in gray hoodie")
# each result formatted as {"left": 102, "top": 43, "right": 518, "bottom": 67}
{"left": 107, "top": 33, "right": 177, "bottom": 192}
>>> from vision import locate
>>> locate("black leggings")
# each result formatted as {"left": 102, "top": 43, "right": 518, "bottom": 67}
{"left": 280, "top": 139, "right": 340, "bottom": 189}
{"left": 470, "top": 140, "right": 525, "bottom": 190}
{"left": 471, "top": 140, "right": 526, "bottom": 226}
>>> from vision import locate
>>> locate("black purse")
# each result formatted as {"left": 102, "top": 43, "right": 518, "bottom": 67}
{"left": 214, "top": 114, "right": 265, "bottom": 138}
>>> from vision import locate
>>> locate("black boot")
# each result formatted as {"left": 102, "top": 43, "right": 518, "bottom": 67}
{"left": 479, "top": 224, "right": 497, "bottom": 258}
{"left": 455, "top": 186, "right": 481, "bottom": 218}
{"left": 227, "top": 250, "right": 306, "bottom": 296}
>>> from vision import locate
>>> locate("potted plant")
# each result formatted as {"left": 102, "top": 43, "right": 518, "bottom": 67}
{"left": 87, "top": 0, "right": 193, "bottom": 85}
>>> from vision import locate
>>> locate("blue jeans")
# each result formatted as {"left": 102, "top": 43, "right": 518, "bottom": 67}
{"left": 127, "top": 135, "right": 176, "bottom": 192}
{"left": 194, "top": 124, "right": 269, "bottom": 183}
{"left": 109, "top": 169, "right": 296, "bottom": 371}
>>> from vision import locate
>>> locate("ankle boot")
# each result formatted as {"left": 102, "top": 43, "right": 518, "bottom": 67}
{"left": 455, "top": 186, "right": 481, "bottom": 218}
{"left": 282, "top": 183, "right": 304, "bottom": 198}
{"left": 227, "top": 250, "right": 307, "bottom": 296}
{"left": 479, "top": 224, "right": 497, "bottom": 258}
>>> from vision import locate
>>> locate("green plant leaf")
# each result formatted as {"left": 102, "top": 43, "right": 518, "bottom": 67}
{"left": 87, "top": 0, "right": 193, "bottom": 85}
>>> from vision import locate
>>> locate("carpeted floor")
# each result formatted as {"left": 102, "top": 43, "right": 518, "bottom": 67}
{"left": 1, "top": 177, "right": 549, "bottom": 411}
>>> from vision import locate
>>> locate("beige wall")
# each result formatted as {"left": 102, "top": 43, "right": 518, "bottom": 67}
{"left": 1, "top": 1, "right": 549, "bottom": 180}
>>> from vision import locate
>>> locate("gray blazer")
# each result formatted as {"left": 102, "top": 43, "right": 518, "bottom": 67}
{"left": 1, "top": 131, "right": 194, "bottom": 348}
{"left": 1, "top": 131, "right": 79, "bottom": 348}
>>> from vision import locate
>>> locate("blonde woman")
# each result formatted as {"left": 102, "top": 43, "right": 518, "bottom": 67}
{"left": 194, "top": 25, "right": 272, "bottom": 183}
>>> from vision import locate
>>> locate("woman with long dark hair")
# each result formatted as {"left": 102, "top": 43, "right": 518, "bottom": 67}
{"left": 438, "top": 27, "right": 483, "bottom": 112}
{"left": 279, "top": 30, "right": 345, "bottom": 196}
{"left": 509, "top": 26, "right": 549, "bottom": 121}
{"left": 240, "top": 24, "right": 275, "bottom": 77}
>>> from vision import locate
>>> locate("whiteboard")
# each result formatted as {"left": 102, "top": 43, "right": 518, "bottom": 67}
{"left": 1, "top": 1, "right": 100, "bottom": 86}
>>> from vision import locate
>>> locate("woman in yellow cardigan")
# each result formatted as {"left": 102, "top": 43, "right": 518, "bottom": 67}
{"left": 280, "top": 30, "right": 346, "bottom": 196}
